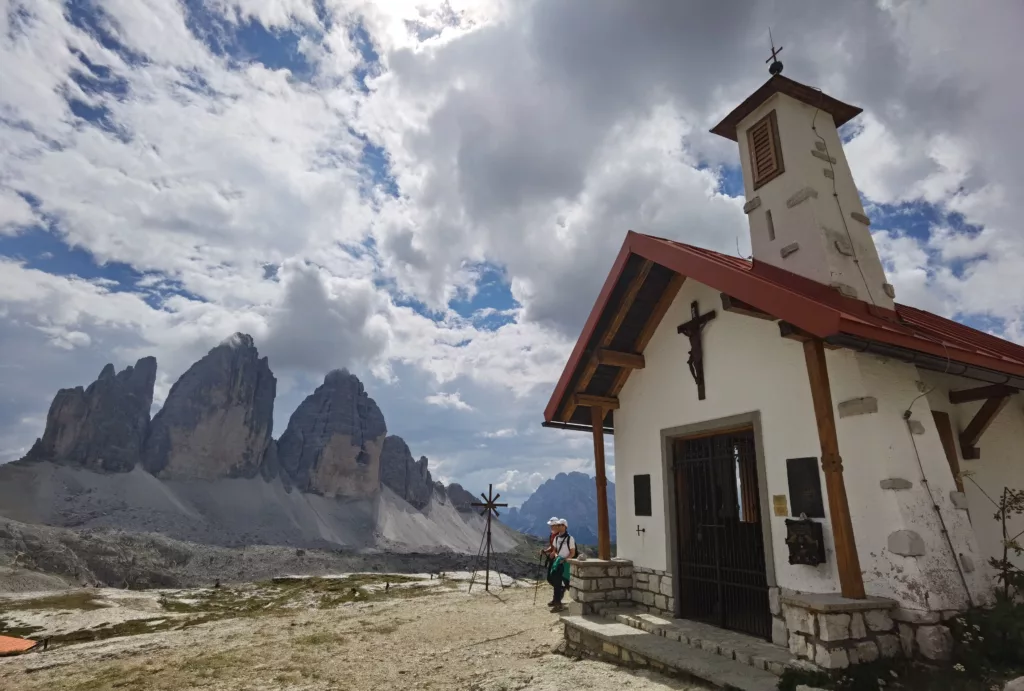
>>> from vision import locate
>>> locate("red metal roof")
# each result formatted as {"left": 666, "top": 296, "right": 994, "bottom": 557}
{"left": 544, "top": 231, "right": 1024, "bottom": 423}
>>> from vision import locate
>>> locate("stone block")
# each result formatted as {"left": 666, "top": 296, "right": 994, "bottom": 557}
{"left": 654, "top": 594, "right": 668, "bottom": 611}
{"left": 734, "top": 650, "right": 752, "bottom": 666}
{"left": 660, "top": 576, "right": 673, "bottom": 596}
{"left": 769, "top": 587, "right": 781, "bottom": 616}
{"left": 648, "top": 574, "right": 661, "bottom": 592}
{"left": 916, "top": 625, "right": 953, "bottom": 661}
{"left": 642, "top": 591, "right": 655, "bottom": 606}
{"left": 850, "top": 613, "right": 866, "bottom": 639}
{"left": 634, "top": 571, "right": 649, "bottom": 583}
{"left": 572, "top": 578, "right": 591, "bottom": 592}
{"left": 865, "top": 609, "right": 894, "bottom": 633}
{"left": 772, "top": 617, "right": 789, "bottom": 648}
{"left": 743, "top": 196, "right": 762, "bottom": 214}
{"left": 815, "top": 644, "right": 850, "bottom": 670}
{"left": 608, "top": 589, "right": 627, "bottom": 600}
{"left": 614, "top": 578, "right": 632, "bottom": 589}
{"left": 898, "top": 623, "right": 914, "bottom": 658}
{"left": 789, "top": 633, "right": 809, "bottom": 658}
{"left": 700, "top": 639, "right": 720, "bottom": 655}
{"left": 850, "top": 211, "right": 871, "bottom": 226}
{"left": 888, "top": 530, "right": 926, "bottom": 557}
{"left": 838, "top": 396, "right": 878, "bottom": 418}
{"left": 620, "top": 648, "right": 631, "bottom": 663}
{"left": 602, "top": 642, "right": 619, "bottom": 656}
{"left": 598, "top": 578, "right": 615, "bottom": 590}
{"left": 879, "top": 478, "right": 913, "bottom": 490}
{"left": 665, "top": 597, "right": 674, "bottom": 612}
{"left": 817, "top": 613, "right": 851, "bottom": 642}
{"left": 767, "top": 661, "right": 788, "bottom": 676}
{"left": 781, "top": 242, "right": 800, "bottom": 258}
{"left": 950, "top": 491, "right": 969, "bottom": 510}
{"left": 630, "top": 590, "right": 643, "bottom": 603}
{"left": 783, "top": 604, "right": 817, "bottom": 636}
{"left": 786, "top": 186, "right": 818, "bottom": 208}
{"left": 851, "top": 640, "right": 879, "bottom": 664}
{"left": 892, "top": 608, "right": 941, "bottom": 624}
{"left": 877, "top": 634, "right": 901, "bottom": 659}
{"left": 908, "top": 419, "right": 925, "bottom": 435}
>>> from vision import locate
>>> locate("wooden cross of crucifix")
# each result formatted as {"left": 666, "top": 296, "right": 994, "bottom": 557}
{"left": 676, "top": 300, "right": 716, "bottom": 401}
{"left": 469, "top": 484, "right": 508, "bottom": 592}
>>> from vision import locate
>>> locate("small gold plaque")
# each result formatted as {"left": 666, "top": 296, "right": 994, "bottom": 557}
{"left": 773, "top": 494, "right": 789, "bottom": 517}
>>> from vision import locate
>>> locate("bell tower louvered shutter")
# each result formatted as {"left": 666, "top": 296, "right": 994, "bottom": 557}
{"left": 748, "top": 110, "right": 784, "bottom": 189}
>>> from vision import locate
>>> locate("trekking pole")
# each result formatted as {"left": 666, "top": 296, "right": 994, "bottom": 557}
{"left": 532, "top": 551, "right": 545, "bottom": 605}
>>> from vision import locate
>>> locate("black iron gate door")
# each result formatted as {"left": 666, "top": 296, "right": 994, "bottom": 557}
{"left": 674, "top": 429, "right": 771, "bottom": 640}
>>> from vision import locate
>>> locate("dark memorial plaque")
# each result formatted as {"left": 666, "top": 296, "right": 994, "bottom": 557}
{"left": 785, "top": 518, "right": 826, "bottom": 566}
{"left": 787, "top": 457, "right": 825, "bottom": 518}
{"left": 634, "top": 474, "right": 652, "bottom": 516}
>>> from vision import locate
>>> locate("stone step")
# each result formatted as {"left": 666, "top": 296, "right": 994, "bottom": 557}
{"left": 603, "top": 608, "right": 807, "bottom": 677}
{"left": 562, "top": 614, "right": 781, "bottom": 691}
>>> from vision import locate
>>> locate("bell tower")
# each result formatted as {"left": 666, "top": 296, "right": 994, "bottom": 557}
{"left": 711, "top": 53, "right": 896, "bottom": 310}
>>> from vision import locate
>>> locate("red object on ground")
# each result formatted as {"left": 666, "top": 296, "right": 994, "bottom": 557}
{"left": 0, "top": 634, "right": 38, "bottom": 656}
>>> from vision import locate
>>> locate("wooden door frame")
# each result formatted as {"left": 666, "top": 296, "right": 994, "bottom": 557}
{"left": 660, "top": 410, "right": 777, "bottom": 620}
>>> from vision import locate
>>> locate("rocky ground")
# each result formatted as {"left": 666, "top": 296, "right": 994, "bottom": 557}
{"left": 0, "top": 516, "right": 545, "bottom": 593}
{"left": 0, "top": 573, "right": 709, "bottom": 691}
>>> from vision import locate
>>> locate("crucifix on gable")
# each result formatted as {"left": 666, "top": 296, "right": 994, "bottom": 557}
{"left": 677, "top": 300, "right": 716, "bottom": 400}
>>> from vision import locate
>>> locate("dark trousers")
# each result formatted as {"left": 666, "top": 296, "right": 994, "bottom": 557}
{"left": 547, "top": 566, "right": 568, "bottom": 604}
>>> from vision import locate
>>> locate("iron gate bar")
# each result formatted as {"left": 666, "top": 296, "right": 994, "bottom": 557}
{"left": 674, "top": 429, "right": 771, "bottom": 640}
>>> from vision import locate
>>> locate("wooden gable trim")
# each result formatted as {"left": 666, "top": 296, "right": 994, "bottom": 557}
{"left": 594, "top": 348, "right": 645, "bottom": 369}
{"left": 608, "top": 272, "right": 686, "bottom": 398}
{"left": 574, "top": 393, "right": 619, "bottom": 410}
{"left": 721, "top": 292, "right": 776, "bottom": 320}
{"left": 556, "top": 259, "right": 653, "bottom": 422}
{"left": 780, "top": 321, "right": 841, "bottom": 349}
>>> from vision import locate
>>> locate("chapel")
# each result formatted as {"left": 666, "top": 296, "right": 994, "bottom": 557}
{"left": 543, "top": 64, "right": 1024, "bottom": 676}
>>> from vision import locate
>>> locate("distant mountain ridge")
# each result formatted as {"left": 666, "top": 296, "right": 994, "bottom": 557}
{"left": 0, "top": 333, "right": 512, "bottom": 554}
{"left": 502, "top": 471, "right": 616, "bottom": 545}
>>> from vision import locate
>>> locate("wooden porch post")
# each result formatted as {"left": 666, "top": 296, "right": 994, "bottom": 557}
{"left": 590, "top": 405, "right": 612, "bottom": 561}
{"left": 803, "top": 339, "right": 866, "bottom": 599}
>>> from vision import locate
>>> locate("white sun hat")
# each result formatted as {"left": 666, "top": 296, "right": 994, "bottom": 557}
{"left": 558, "top": 518, "right": 569, "bottom": 528}
{"left": 547, "top": 516, "right": 561, "bottom": 526}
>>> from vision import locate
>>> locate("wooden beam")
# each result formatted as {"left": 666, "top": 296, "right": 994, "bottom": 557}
{"left": 949, "top": 384, "right": 1017, "bottom": 405}
{"left": 591, "top": 405, "right": 612, "bottom": 561}
{"left": 803, "top": 338, "right": 866, "bottom": 599}
{"left": 780, "top": 321, "right": 841, "bottom": 349}
{"left": 594, "top": 348, "right": 645, "bottom": 369}
{"left": 559, "top": 260, "right": 653, "bottom": 421}
{"left": 608, "top": 272, "right": 686, "bottom": 397}
{"left": 721, "top": 293, "right": 775, "bottom": 320}
{"left": 574, "top": 393, "right": 620, "bottom": 410}
{"left": 931, "top": 411, "right": 965, "bottom": 493}
{"left": 959, "top": 395, "right": 1011, "bottom": 460}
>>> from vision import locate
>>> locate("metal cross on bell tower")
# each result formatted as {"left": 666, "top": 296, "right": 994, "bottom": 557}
{"left": 766, "top": 28, "right": 784, "bottom": 76}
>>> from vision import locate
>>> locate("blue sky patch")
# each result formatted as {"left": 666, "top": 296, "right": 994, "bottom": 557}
{"left": 450, "top": 264, "right": 518, "bottom": 329}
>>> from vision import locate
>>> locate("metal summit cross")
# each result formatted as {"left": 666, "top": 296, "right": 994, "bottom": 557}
{"left": 469, "top": 484, "right": 507, "bottom": 592}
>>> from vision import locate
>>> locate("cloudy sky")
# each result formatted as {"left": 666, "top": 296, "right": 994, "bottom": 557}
{"left": 1, "top": 0, "right": 1021, "bottom": 507}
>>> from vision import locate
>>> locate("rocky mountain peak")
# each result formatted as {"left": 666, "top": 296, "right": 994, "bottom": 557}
{"left": 24, "top": 356, "right": 157, "bottom": 473}
{"left": 142, "top": 335, "right": 276, "bottom": 480}
{"left": 276, "top": 370, "right": 387, "bottom": 498}
{"left": 380, "top": 435, "right": 433, "bottom": 509}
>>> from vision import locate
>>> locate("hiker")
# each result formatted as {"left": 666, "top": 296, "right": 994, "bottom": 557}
{"left": 542, "top": 518, "right": 576, "bottom": 612}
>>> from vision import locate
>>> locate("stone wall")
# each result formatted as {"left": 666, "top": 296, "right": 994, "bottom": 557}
{"left": 631, "top": 565, "right": 674, "bottom": 617}
{"left": 568, "top": 558, "right": 633, "bottom": 615}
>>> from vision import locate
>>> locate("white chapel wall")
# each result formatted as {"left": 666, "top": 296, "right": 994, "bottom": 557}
{"left": 614, "top": 277, "right": 995, "bottom": 610}
{"left": 924, "top": 371, "right": 1024, "bottom": 573}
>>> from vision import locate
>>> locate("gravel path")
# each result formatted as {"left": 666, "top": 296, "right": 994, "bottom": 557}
{"left": 0, "top": 578, "right": 710, "bottom": 691}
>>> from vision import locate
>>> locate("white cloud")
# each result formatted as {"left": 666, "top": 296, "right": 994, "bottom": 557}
{"left": 1, "top": 0, "right": 1022, "bottom": 490}
{"left": 424, "top": 391, "right": 473, "bottom": 411}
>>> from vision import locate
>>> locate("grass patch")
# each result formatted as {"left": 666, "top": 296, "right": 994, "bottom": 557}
{"left": 0, "top": 591, "right": 107, "bottom": 612}
{"left": 0, "top": 618, "right": 43, "bottom": 638}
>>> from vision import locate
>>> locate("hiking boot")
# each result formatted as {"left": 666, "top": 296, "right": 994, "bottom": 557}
{"left": 550, "top": 603, "right": 566, "bottom": 613}
{"left": 546, "top": 600, "right": 556, "bottom": 606}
